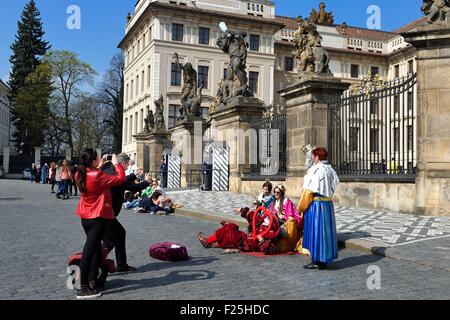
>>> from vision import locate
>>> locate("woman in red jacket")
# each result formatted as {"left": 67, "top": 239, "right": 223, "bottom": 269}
{"left": 74, "top": 148, "right": 126, "bottom": 299}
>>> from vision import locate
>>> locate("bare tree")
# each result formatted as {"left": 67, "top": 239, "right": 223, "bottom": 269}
{"left": 98, "top": 52, "right": 124, "bottom": 153}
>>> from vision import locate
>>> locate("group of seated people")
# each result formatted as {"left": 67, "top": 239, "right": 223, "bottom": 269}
{"left": 197, "top": 181, "right": 306, "bottom": 255}
{"left": 122, "top": 178, "right": 178, "bottom": 215}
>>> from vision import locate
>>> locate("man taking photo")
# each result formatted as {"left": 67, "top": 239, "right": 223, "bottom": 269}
{"left": 101, "top": 153, "right": 152, "bottom": 272}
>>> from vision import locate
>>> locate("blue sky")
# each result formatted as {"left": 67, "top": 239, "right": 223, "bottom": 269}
{"left": 0, "top": 0, "right": 423, "bottom": 84}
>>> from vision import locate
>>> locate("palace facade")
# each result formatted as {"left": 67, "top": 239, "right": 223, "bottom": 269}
{"left": 119, "top": 0, "right": 422, "bottom": 160}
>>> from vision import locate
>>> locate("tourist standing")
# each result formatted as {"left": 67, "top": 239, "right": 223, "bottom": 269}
{"left": 55, "top": 161, "right": 63, "bottom": 199}
{"left": 41, "top": 163, "right": 49, "bottom": 184}
{"left": 61, "top": 160, "right": 72, "bottom": 200}
{"left": 49, "top": 162, "right": 56, "bottom": 193}
{"left": 30, "top": 163, "right": 36, "bottom": 183}
{"left": 299, "top": 147, "right": 339, "bottom": 270}
{"left": 74, "top": 149, "right": 125, "bottom": 299}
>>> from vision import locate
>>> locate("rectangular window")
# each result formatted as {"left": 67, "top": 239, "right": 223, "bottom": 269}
{"left": 136, "top": 75, "right": 139, "bottom": 96}
{"left": 408, "top": 91, "right": 413, "bottom": 111}
{"left": 351, "top": 64, "right": 359, "bottom": 78}
{"left": 394, "top": 127, "right": 400, "bottom": 152}
{"left": 394, "top": 95, "right": 400, "bottom": 114}
{"left": 171, "top": 63, "right": 182, "bottom": 86}
{"left": 143, "top": 33, "right": 146, "bottom": 48}
{"left": 249, "top": 71, "right": 259, "bottom": 93}
{"left": 394, "top": 64, "right": 400, "bottom": 78}
{"left": 140, "top": 109, "right": 144, "bottom": 133}
{"left": 285, "top": 57, "right": 294, "bottom": 71}
{"left": 223, "top": 68, "right": 228, "bottom": 80}
{"left": 407, "top": 125, "right": 413, "bottom": 151}
{"left": 137, "top": 40, "right": 140, "bottom": 54}
{"left": 371, "top": 66, "right": 379, "bottom": 79}
{"left": 141, "top": 70, "right": 145, "bottom": 92}
{"left": 130, "top": 80, "right": 134, "bottom": 100}
{"left": 349, "top": 127, "right": 359, "bottom": 152}
{"left": 147, "top": 65, "right": 151, "bottom": 88}
{"left": 199, "top": 27, "right": 210, "bottom": 45}
{"left": 370, "top": 128, "right": 379, "bottom": 153}
{"left": 168, "top": 104, "right": 181, "bottom": 129}
{"left": 250, "top": 35, "right": 260, "bottom": 52}
{"left": 172, "top": 23, "right": 184, "bottom": 42}
{"left": 126, "top": 84, "right": 129, "bottom": 103}
{"left": 408, "top": 60, "right": 414, "bottom": 74}
{"left": 129, "top": 115, "right": 133, "bottom": 142}
{"left": 198, "top": 66, "right": 209, "bottom": 89}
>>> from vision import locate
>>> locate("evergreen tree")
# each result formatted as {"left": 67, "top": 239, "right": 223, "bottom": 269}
{"left": 14, "top": 63, "right": 53, "bottom": 152}
{"left": 8, "top": 0, "right": 50, "bottom": 154}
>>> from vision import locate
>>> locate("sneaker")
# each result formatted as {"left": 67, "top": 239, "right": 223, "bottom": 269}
{"left": 75, "top": 287, "right": 102, "bottom": 299}
{"left": 133, "top": 207, "right": 143, "bottom": 211}
{"left": 116, "top": 265, "right": 137, "bottom": 273}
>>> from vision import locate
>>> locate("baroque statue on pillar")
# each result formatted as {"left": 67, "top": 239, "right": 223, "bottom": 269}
{"left": 309, "top": 2, "right": 334, "bottom": 26}
{"left": 144, "top": 107, "right": 155, "bottom": 133}
{"left": 292, "top": 16, "right": 332, "bottom": 77}
{"left": 215, "top": 22, "right": 253, "bottom": 107}
{"left": 422, "top": 0, "right": 450, "bottom": 23}
{"left": 153, "top": 95, "right": 166, "bottom": 133}
{"left": 173, "top": 52, "right": 204, "bottom": 120}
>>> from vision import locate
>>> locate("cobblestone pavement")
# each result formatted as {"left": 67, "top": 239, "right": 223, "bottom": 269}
{"left": 167, "top": 190, "right": 450, "bottom": 247}
{"left": 1, "top": 180, "right": 450, "bottom": 300}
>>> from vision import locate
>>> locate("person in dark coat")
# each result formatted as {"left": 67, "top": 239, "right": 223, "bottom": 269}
{"left": 101, "top": 153, "right": 151, "bottom": 272}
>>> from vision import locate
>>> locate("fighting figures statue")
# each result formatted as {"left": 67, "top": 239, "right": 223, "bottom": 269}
{"left": 144, "top": 107, "right": 155, "bottom": 133}
{"left": 422, "top": 0, "right": 450, "bottom": 23}
{"left": 215, "top": 22, "right": 253, "bottom": 106}
{"left": 292, "top": 16, "right": 332, "bottom": 77}
{"left": 153, "top": 95, "right": 166, "bottom": 133}
{"left": 173, "top": 53, "right": 204, "bottom": 120}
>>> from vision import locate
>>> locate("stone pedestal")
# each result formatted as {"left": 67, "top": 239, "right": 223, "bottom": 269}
{"left": 134, "top": 131, "right": 171, "bottom": 177}
{"left": 34, "top": 147, "right": 42, "bottom": 166}
{"left": 2, "top": 146, "right": 10, "bottom": 173}
{"left": 403, "top": 22, "right": 450, "bottom": 215}
{"left": 209, "top": 97, "right": 265, "bottom": 193}
{"left": 170, "top": 116, "right": 208, "bottom": 188}
{"left": 279, "top": 74, "right": 350, "bottom": 197}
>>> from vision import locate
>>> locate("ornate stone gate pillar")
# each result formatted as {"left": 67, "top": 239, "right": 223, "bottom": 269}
{"left": 279, "top": 74, "right": 350, "bottom": 197}
{"left": 404, "top": 22, "right": 450, "bottom": 215}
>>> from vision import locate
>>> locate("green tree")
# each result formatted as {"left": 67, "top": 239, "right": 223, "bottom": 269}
{"left": 8, "top": 0, "right": 50, "bottom": 153}
{"left": 44, "top": 50, "right": 96, "bottom": 158}
{"left": 13, "top": 63, "right": 53, "bottom": 154}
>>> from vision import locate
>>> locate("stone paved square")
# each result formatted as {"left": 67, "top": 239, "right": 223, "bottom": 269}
{"left": 1, "top": 180, "right": 450, "bottom": 300}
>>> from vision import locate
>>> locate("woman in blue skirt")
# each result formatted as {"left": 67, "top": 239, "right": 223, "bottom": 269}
{"left": 298, "top": 147, "right": 339, "bottom": 270}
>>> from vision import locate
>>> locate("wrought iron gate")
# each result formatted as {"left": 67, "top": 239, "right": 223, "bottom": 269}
{"left": 249, "top": 105, "right": 286, "bottom": 177}
{"left": 328, "top": 73, "right": 417, "bottom": 181}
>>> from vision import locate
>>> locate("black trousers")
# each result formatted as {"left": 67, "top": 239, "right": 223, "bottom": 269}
{"left": 79, "top": 218, "right": 109, "bottom": 287}
{"left": 103, "top": 218, "right": 127, "bottom": 267}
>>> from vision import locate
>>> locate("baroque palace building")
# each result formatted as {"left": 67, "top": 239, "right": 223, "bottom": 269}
{"left": 119, "top": 0, "right": 422, "bottom": 160}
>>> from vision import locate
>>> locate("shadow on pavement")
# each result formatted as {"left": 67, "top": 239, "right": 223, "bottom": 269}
{"left": 109, "top": 256, "right": 219, "bottom": 276}
{"left": 104, "top": 269, "right": 216, "bottom": 295}
{"left": 329, "top": 254, "right": 384, "bottom": 271}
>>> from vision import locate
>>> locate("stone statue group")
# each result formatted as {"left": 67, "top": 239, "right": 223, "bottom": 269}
{"left": 142, "top": 1, "right": 448, "bottom": 132}
{"left": 422, "top": 0, "right": 450, "bottom": 23}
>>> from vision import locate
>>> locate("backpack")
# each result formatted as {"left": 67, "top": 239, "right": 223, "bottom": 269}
{"left": 149, "top": 242, "right": 189, "bottom": 262}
